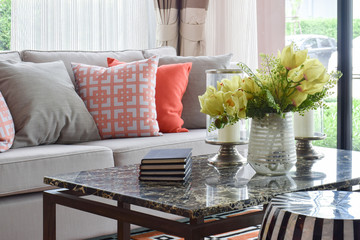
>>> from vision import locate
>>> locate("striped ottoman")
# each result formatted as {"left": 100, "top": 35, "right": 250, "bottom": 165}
{"left": 259, "top": 191, "right": 360, "bottom": 240}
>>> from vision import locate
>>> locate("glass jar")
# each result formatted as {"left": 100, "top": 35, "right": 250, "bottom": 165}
{"left": 205, "top": 69, "right": 248, "bottom": 143}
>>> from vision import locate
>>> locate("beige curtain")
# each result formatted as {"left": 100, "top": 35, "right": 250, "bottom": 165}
{"left": 154, "top": 0, "right": 209, "bottom": 56}
{"left": 153, "top": 0, "right": 180, "bottom": 50}
{"left": 180, "top": 0, "right": 209, "bottom": 56}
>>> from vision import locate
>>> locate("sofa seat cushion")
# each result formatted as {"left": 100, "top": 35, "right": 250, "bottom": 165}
{"left": 0, "top": 144, "right": 114, "bottom": 197}
{"left": 78, "top": 129, "right": 233, "bottom": 166}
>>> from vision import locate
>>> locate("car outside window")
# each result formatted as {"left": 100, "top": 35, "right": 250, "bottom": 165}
{"left": 319, "top": 38, "right": 331, "bottom": 48}
{"left": 302, "top": 38, "right": 318, "bottom": 49}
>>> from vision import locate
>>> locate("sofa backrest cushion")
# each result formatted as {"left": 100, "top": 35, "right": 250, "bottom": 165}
{"left": 72, "top": 56, "right": 160, "bottom": 138}
{"left": 0, "top": 60, "right": 101, "bottom": 148}
{"left": 143, "top": 46, "right": 177, "bottom": 59}
{"left": 0, "top": 92, "right": 15, "bottom": 151}
{"left": 0, "top": 51, "right": 21, "bottom": 62}
{"left": 21, "top": 47, "right": 177, "bottom": 84}
{"left": 21, "top": 50, "right": 145, "bottom": 84}
{"left": 158, "top": 54, "right": 233, "bottom": 129}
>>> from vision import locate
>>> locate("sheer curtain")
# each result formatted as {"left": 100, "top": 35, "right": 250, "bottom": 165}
{"left": 11, "top": 0, "right": 156, "bottom": 51}
{"left": 205, "top": 0, "right": 258, "bottom": 69}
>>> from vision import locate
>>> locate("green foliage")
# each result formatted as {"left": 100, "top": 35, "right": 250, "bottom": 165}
{"left": 312, "top": 99, "right": 337, "bottom": 149}
{"left": 245, "top": 92, "right": 277, "bottom": 119}
{"left": 286, "top": 18, "right": 360, "bottom": 40}
{"left": 313, "top": 98, "right": 360, "bottom": 151}
{"left": 0, "top": 0, "right": 11, "bottom": 50}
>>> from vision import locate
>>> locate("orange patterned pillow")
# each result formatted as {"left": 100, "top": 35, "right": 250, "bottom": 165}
{"left": 72, "top": 56, "right": 160, "bottom": 139}
{"left": 0, "top": 92, "right": 15, "bottom": 151}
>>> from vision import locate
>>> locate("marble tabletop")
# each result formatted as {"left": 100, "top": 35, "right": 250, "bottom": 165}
{"left": 44, "top": 147, "right": 360, "bottom": 218}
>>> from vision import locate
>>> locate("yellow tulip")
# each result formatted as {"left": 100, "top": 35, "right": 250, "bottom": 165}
{"left": 240, "top": 77, "right": 260, "bottom": 100}
{"left": 223, "top": 91, "right": 236, "bottom": 116}
{"left": 198, "top": 86, "right": 224, "bottom": 117}
{"left": 217, "top": 76, "right": 242, "bottom": 92}
{"left": 279, "top": 43, "right": 308, "bottom": 70}
{"left": 232, "top": 90, "right": 248, "bottom": 118}
{"left": 290, "top": 59, "right": 329, "bottom": 94}
{"left": 290, "top": 89, "right": 308, "bottom": 107}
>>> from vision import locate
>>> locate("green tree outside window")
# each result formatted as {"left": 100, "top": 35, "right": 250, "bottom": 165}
{"left": 0, "top": 0, "right": 11, "bottom": 50}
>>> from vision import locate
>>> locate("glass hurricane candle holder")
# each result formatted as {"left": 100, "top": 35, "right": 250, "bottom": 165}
{"left": 204, "top": 69, "right": 249, "bottom": 167}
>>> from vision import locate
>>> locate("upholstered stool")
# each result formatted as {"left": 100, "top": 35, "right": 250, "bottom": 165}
{"left": 259, "top": 191, "right": 360, "bottom": 240}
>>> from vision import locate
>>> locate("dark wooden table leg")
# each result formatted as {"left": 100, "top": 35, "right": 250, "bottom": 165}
{"left": 186, "top": 216, "right": 204, "bottom": 240}
{"left": 43, "top": 192, "right": 56, "bottom": 240}
{"left": 117, "top": 202, "right": 130, "bottom": 240}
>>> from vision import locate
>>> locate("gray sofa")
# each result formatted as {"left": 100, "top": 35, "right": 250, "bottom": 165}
{"left": 0, "top": 47, "right": 235, "bottom": 240}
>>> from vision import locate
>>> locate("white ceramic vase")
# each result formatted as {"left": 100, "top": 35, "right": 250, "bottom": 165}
{"left": 247, "top": 112, "right": 297, "bottom": 175}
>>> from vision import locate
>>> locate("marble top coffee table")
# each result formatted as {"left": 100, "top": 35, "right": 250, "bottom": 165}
{"left": 43, "top": 147, "right": 360, "bottom": 240}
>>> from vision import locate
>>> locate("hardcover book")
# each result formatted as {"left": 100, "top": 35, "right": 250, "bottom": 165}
{"left": 139, "top": 169, "right": 192, "bottom": 182}
{"left": 141, "top": 148, "right": 192, "bottom": 164}
{"left": 140, "top": 156, "right": 192, "bottom": 170}
{"left": 140, "top": 164, "right": 192, "bottom": 176}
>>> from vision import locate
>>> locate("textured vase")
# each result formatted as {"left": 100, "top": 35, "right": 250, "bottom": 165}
{"left": 247, "top": 112, "right": 296, "bottom": 175}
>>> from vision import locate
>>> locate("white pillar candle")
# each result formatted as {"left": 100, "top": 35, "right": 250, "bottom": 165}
{"left": 293, "top": 110, "right": 314, "bottom": 138}
{"left": 218, "top": 121, "right": 241, "bottom": 142}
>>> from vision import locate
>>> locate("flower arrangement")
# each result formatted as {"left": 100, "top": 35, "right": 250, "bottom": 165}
{"left": 199, "top": 43, "right": 342, "bottom": 130}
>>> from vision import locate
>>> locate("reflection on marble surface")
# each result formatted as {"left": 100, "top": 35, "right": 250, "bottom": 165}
{"left": 248, "top": 174, "right": 297, "bottom": 192}
{"left": 291, "top": 159, "right": 327, "bottom": 180}
{"left": 44, "top": 147, "right": 360, "bottom": 218}
{"left": 205, "top": 164, "right": 255, "bottom": 206}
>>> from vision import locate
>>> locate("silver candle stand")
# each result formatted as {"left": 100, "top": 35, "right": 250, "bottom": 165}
{"left": 295, "top": 133, "right": 326, "bottom": 160}
{"left": 205, "top": 139, "right": 248, "bottom": 167}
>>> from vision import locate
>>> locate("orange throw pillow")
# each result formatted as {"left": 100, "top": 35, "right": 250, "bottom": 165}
{"left": 108, "top": 58, "right": 192, "bottom": 133}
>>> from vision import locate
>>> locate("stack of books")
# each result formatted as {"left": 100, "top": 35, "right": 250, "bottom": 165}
{"left": 139, "top": 148, "right": 192, "bottom": 182}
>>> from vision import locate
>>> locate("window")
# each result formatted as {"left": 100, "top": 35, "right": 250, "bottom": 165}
{"left": 0, "top": 0, "right": 11, "bottom": 50}
{"left": 303, "top": 38, "right": 318, "bottom": 49}
{"left": 286, "top": 0, "right": 360, "bottom": 150}
{"left": 286, "top": 0, "right": 338, "bottom": 149}
{"left": 319, "top": 38, "right": 331, "bottom": 48}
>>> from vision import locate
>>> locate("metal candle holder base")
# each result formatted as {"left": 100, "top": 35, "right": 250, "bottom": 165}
{"left": 295, "top": 133, "right": 326, "bottom": 160}
{"left": 205, "top": 139, "right": 247, "bottom": 167}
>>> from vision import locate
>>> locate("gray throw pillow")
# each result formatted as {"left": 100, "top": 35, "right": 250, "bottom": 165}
{"left": 0, "top": 60, "right": 101, "bottom": 148}
{"left": 158, "top": 54, "right": 233, "bottom": 129}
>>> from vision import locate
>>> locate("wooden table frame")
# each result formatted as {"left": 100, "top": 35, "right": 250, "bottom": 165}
{"left": 43, "top": 188, "right": 264, "bottom": 240}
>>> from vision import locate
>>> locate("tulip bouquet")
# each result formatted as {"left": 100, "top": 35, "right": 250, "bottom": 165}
{"left": 198, "top": 76, "right": 248, "bottom": 130}
{"left": 199, "top": 43, "right": 342, "bottom": 130}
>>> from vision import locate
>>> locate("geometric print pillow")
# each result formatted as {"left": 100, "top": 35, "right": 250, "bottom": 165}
{"left": 72, "top": 56, "right": 160, "bottom": 139}
{"left": 0, "top": 91, "right": 15, "bottom": 152}
{"left": 108, "top": 57, "right": 192, "bottom": 133}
